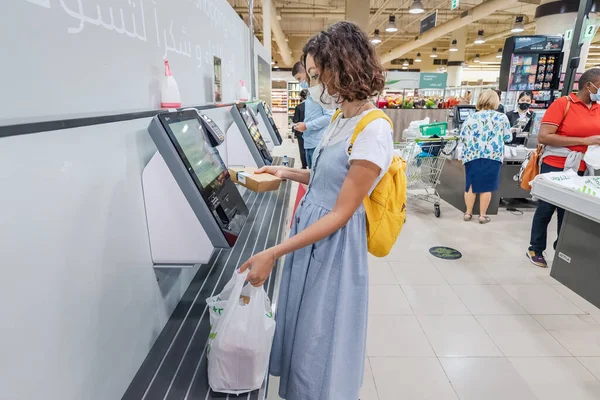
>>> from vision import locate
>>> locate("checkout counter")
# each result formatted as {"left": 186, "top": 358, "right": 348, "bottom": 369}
{"left": 437, "top": 106, "right": 540, "bottom": 215}
{"left": 531, "top": 174, "right": 600, "bottom": 308}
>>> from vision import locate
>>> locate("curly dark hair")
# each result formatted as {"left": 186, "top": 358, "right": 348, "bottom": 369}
{"left": 301, "top": 21, "right": 385, "bottom": 103}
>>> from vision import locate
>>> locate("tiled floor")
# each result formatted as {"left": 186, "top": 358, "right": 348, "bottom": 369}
{"left": 267, "top": 189, "right": 600, "bottom": 400}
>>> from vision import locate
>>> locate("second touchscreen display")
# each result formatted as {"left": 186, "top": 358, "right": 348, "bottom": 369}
{"left": 169, "top": 119, "right": 227, "bottom": 188}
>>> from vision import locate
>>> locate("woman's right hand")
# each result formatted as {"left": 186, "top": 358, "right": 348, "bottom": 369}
{"left": 256, "top": 166, "right": 288, "bottom": 179}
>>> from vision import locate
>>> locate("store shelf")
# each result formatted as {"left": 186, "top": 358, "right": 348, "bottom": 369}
{"left": 531, "top": 179, "right": 600, "bottom": 224}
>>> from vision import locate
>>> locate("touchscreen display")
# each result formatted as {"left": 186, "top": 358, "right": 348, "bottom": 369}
{"left": 238, "top": 106, "right": 269, "bottom": 150}
{"left": 169, "top": 119, "right": 226, "bottom": 188}
{"left": 459, "top": 108, "right": 474, "bottom": 121}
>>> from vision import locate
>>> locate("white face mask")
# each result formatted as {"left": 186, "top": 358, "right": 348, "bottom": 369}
{"left": 308, "top": 84, "right": 340, "bottom": 110}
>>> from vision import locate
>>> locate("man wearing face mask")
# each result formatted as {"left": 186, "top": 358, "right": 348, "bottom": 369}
{"left": 506, "top": 91, "right": 534, "bottom": 145}
{"left": 292, "top": 61, "right": 335, "bottom": 168}
{"left": 526, "top": 68, "right": 600, "bottom": 269}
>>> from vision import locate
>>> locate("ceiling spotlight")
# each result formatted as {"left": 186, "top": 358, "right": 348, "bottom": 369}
{"left": 511, "top": 15, "right": 525, "bottom": 33}
{"left": 409, "top": 0, "right": 425, "bottom": 15}
{"left": 496, "top": 48, "right": 503, "bottom": 59}
{"left": 402, "top": 66, "right": 408, "bottom": 70}
{"left": 371, "top": 29, "right": 382, "bottom": 44}
{"left": 403, "top": 59, "right": 409, "bottom": 66}
{"left": 415, "top": 53, "right": 422, "bottom": 62}
{"left": 271, "top": 60, "right": 275, "bottom": 65}
{"left": 273, "top": 61, "right": 279, "bottom": 69}
{"left": 474, "top": 30, "right": 485, "bottom": 45}
{"left": 386, "top": 15, "right": 398, "bottom": 33}
{"left": 474, "top": 54, "right": 481, "bottom": 63}
{"left": 430, "top": 48, "right": 438, "bottom": 58}
{"left": 449, "top": 39, "right": 458, "bottom": 52}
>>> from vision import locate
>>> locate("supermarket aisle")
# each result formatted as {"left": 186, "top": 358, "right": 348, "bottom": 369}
{"left": 268, "top": 201, "right": 600, "bottom": 400}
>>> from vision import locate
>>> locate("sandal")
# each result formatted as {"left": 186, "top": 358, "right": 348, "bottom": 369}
{"left": 479, "top": 216, "right": 491, "bottom": 224}
{"left": 463, "top": 213, "right": 473, "bottom": 221}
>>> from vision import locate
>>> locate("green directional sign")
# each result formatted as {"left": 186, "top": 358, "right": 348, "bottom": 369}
{"left": 419, "top": 72, "right": 448, "bottom": 89}
{"left": 565, "top": 29, "right": 574, "bottom": 42}
{"left": 582, "top": 20, "right": 598, "bottom": 43}
{"left": 450, "top": 0, "right": 459, "bottom": 11}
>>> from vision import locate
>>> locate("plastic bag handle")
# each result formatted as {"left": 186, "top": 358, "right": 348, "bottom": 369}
{"left": 213, "top": 270, "right": 249, "bottom": 338}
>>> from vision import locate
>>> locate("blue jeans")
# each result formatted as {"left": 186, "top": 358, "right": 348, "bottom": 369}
{"left": 305, "top": 148, "right": 315, "bottom": 169}
{"left": 529, "top": 163, "right": 583, "bottom": 253}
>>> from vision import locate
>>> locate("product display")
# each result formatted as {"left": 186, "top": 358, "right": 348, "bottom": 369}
{"left": 228, "top": 167, "right": 281, "bottom": 192}
{"left": 288, "top": 81, "right": 301, "bottom": 135}
{"left": 500, "top": 35, "right": 564, "bottom": 105}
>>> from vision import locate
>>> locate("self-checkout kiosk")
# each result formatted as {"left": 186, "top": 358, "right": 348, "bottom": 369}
{"left": 143, "top": 109, "right": 249, "bottom": 265}
{"left": 225, "top": 102, "right": 274, "bottom": 168}
{"left": 248, "top": 101, "right": 283, "bottom": 146}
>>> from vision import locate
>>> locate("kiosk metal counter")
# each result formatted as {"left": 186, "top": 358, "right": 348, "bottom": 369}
{"left": 531, "top": 175, "right": 600, "bottom": 309}
{"left": 124, "top": 108, "right": 294, "bottom": 400}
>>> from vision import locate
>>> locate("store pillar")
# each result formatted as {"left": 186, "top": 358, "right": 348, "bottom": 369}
{"left": 261, "top": 0, "right": 271, "bottom": 57}
{"left": 447, "top": 26, "right": 467, "bottom": 87}
{"left": 535, "top": 0, "right": 598, "bottom": 72}
{"left": 345, "top": 0, "right": 370, "bottom": 32}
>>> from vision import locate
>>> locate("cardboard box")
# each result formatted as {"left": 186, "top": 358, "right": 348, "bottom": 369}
{"left": 228, "top": 167, "right": 281, "bottom": 192}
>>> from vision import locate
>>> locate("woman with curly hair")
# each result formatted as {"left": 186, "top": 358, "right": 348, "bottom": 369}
{"left": 240, "top": 21, "right": 392, "bottom": 399}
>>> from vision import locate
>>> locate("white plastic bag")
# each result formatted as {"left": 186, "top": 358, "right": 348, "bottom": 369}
{"left": 206, "top": 270, "right": 276, "bottom": 395}
{"left": 584, "top": 145, "right": 600, "bottom": 170}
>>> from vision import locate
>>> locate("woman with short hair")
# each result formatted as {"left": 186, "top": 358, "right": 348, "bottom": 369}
{"left": 460, "top": 89, "right": 512, "bottom": 224}
{"left": 240, "top": 21, "right": 392, "bottom": 399}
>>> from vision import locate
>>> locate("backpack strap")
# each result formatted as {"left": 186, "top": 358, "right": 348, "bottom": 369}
{"left": 331, "top": 109, "right": 343, "bottom": 122}
{"left": 348, "top": 110, "right": 393, "bottom": 155}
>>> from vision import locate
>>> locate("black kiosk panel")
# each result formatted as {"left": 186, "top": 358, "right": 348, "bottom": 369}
{"left": 258, "top": 101, "right": 283, "bottom": 144}
{"left": 230, "top": 103, "right": 274, "bottom": 166}
{"left": 148, "top": 110, "right": 248, "bottom": 247}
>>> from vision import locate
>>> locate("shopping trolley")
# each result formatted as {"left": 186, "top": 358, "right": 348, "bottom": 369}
{"left": 394, "top": 135, "right": 458, "bottom": 218}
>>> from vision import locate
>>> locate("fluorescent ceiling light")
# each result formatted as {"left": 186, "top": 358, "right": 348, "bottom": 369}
{"left": 386, "top": 15, "right": 398, "bottom": 33}
{"left": 409, "top": 0, "right": 425, "bottom": 15}
{"left": 371, "top": 29, "right": 382, "bottom": 44}
{"left": 449, "top": 39, "right": 458, "bottom": 52}
{"left": 273, "top": 61, "right": 279, "bottom": 69}
{"left": 512, "top": 16, "right": 525, "bottom": 33}
{"left": 403, "top": 59, "right": 409, "bottom": 66}
{"left": 474, "top": 30, "right": 485, "bottom": 44}
{"left": 415, "top": 53, "right": 422, "bottom": 62}
{"left": 430, "top": 48, "right": 438, "bottom": 58}
{"left": 474, "top": 54, "right": 481, "bottom": 63}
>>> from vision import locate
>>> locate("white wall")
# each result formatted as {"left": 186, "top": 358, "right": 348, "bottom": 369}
{"left": 0, "top": 1, "right": 268, "bottom": 399}
{"left": 462, "top": 68, "right": 500, "bottom": 84}
{"left": 1, "top": 0, "right": 258, "bottom": 122}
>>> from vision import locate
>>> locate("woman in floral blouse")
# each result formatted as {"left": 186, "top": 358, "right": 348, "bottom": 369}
{"left": 460, "top": 90, "right": 512, "bottom": 224}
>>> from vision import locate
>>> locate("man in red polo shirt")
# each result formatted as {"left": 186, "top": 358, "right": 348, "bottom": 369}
{"left": 527, "top": 68, "right": 600, "bottom": 268}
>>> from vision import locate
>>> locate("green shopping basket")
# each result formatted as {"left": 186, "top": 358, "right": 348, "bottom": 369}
{"left": 419, "top": 122, "right": 447, "bottom": 137}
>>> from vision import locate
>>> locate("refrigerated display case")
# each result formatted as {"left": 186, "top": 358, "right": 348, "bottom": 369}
{"left": 287, "top": 81, "right": 301, "bottom": 137}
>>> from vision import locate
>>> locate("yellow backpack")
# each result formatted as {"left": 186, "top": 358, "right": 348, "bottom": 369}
{"left": 332, "top": 109, "right": 408, "bottom": 257}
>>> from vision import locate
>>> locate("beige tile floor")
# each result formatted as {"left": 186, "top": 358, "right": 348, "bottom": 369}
{"left": 268, "top": 138, "right": 600, "bottom": 400}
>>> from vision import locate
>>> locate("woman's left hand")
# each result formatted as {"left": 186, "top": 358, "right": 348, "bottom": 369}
{"left": 239, "top": 249, "right": 277, "bottom": 287}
